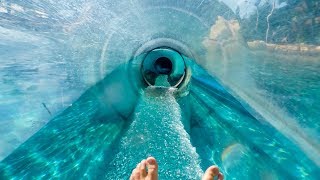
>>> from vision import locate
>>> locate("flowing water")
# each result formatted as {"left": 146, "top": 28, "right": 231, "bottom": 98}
{"left": 106, "top": 87, "right": 202, "bottom": 179}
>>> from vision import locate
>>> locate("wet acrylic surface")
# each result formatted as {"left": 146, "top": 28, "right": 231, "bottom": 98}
{"left": 1, "top": 0, "right": 320, "bottom": 179}
{"left": 250, "top": 53, "right": 320, "bottom": 136}
{"left": 0, "top": 68, "right": 130, "bottom": 178}
{"left": 189, "top": 63, "right": 319, "bottom": 179}
{"left": 1, "top": 62, "right": 319, "bottom": 179}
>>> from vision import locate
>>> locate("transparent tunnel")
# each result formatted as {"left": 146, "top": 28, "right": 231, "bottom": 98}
{"left": 0, "top": 0, "right": 320, "bottom": 179}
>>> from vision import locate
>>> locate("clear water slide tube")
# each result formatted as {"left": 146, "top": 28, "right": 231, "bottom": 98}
{"left": 0, "top": 0, "right": 319, "bottom": 179}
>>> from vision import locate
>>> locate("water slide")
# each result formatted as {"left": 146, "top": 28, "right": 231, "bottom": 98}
{"left": 0, "top": 0, "right": 319, "bottom": 179}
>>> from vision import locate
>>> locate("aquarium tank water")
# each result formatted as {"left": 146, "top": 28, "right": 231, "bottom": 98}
{"left": 0, "top": 0, "right": 319, "bottom": 179}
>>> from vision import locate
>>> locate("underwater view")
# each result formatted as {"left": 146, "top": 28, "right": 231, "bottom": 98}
{"left": 0, "top": 0, "right": 319, "bottom": 179}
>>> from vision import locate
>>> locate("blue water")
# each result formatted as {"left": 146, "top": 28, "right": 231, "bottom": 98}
{"left": 250, "top": 53, "right": 320, "bottom": 136}
{"left": 105, "top": 87, "right": 202, "bottom": 179}
{"left": 1, "top": 0, "right": 320, "bottom": 179}
{"left": 189, "top": 64, "right": 319, "bottom": 179}
{"left": 0, "top": 61, "right": 319, "bottom": 179}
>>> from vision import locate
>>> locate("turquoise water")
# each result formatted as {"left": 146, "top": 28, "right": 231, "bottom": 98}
{"left": 105, "top": 87, "right": 202, "bottom": 179}
{"left": 189, "top": 64, "right": 319, "bottom": 179}
{"left": 0, "top": 61, "right": 319, "bottom": 179}
{"left": 1, "top": 0, "right": 320, "bottom": 179}
{"left": 250, "top": 52, "right": 320, "bottom": 135}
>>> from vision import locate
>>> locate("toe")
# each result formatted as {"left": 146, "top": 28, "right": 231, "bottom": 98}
{"left": 130, "top": 168, "right": 138, "bottom": 180}
{"left": 146, "top": 157, "right": 158, "bottom": 180}
{"left": 140, "top": 160, "right": 147, "bottom": 178}
{"left": 202, "top": 166, "right": 223, "bottom": 180}
{"left": 133, "top": 167, "right": 141, "bottom": 180}
{"left": 218, "top": 172, "right": 224, "bottom": 180}
{"left": 131, "top": 158, "right": 158, "bottom": 180}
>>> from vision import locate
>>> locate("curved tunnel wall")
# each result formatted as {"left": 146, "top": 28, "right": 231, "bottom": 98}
{"left": 141, "top": 48, "right": 186, "bottom": 87}
{"left": 0, "top": 0, "right": 319, "bottom": 177}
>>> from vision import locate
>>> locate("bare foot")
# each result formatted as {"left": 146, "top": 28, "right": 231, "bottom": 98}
{"left": 130, "top": 157, "right": 158, "bottom": 180}
{"left": 202, "top": 165, "right": 224, "bottom": 180}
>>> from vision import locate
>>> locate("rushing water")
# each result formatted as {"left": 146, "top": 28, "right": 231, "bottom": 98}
{"left": 106, "top": 87, "right": 202, "bottom": 179}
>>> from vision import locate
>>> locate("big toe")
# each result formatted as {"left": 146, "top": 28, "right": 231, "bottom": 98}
{"left": 130, "top": 166, "right": 141, "bottom": 180}
{"left": 146, "top": 157, "right": 158, "bottom": 180}
{"left": 202, "top": 165, "right": 224, "bottom": 180}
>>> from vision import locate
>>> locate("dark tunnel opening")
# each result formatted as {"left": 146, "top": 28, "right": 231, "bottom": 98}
{"left": 154, "top": 57, "right": 173, "bottom": 74}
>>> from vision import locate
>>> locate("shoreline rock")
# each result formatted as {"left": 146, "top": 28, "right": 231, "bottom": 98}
{"left": 248, "top": 40, "right": 320, "bottom": 57}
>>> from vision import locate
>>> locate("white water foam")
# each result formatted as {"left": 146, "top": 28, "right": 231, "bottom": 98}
{"left": 106, "top": 87, "right": 202, "bottom": 179}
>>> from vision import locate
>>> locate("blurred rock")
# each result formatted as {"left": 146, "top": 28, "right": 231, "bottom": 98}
{"left": 201, "top": 16, "right": 248, "bottom": 71}
{"left": 248, "top": 41, "right": 320, "bottom": 56}
{"left": 240, "top": 0, "right": 320, "bottom": 45}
